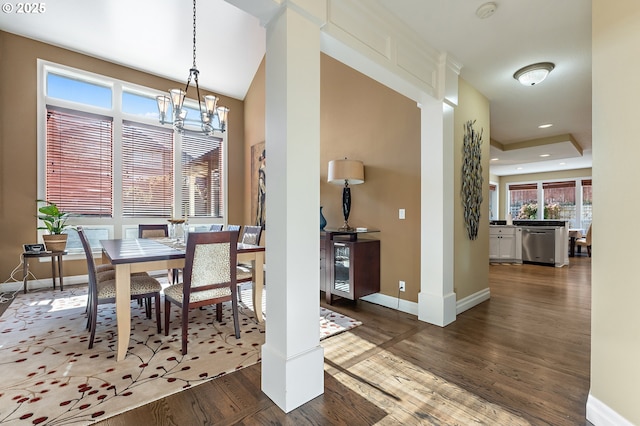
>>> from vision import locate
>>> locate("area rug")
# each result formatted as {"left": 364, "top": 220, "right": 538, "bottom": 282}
{"left": 0, "top": 286, "right": 361, "bottom": 425}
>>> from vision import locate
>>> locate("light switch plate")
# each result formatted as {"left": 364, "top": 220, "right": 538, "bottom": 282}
{"left": 399, "top": 209, "right": 405, "bottom": 219}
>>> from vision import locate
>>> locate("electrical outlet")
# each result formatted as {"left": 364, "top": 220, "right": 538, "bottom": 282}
{"left": 399, "top": 280, "right": 406, "bottom": 292}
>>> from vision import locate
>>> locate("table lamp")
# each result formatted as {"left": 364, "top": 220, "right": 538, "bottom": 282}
{"left": 328, "top": 158, "right": 365, "bottom": 231}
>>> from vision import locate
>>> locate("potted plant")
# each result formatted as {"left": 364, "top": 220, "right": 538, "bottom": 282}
{"left": 37, "top": 199, "right": 70, "bottom": 252}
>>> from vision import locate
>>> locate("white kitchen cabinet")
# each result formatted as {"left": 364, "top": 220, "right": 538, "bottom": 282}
{"left": 489, "top": 226, "right": 522, "bottom": 262}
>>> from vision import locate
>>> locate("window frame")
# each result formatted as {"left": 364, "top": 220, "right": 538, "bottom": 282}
{"left": 507, "top": 177, "right": 592, "bottom": 229}
{"left": 37, "top": 60, "right": 228, "bottom": 254}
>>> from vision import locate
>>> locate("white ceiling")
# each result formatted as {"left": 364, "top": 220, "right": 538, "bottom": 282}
{"left": 0, "top": 0, "right": 266, "bottom": 100}
{"left": 0, "top": 0, "right": 592, "bottom": 177}
{"left": 376, "top": 0, "right": 592, "bottom": 176}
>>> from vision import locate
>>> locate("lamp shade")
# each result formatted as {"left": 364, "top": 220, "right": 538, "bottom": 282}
{"left": 328, "top": 159, "right": 364, "bottom": 185}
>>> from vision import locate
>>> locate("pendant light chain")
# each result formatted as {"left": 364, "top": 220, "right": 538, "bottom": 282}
{"left": 155, "top": 0, "right": 229, "bottom": 134}
{"left": 190, "top": 0, "right": 201, "bottom": 105}
{"left": 192, "top": 0, "right": 197, "bottom": 69}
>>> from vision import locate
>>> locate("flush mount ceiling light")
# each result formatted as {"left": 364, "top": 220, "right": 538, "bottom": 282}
{"left": 156, "top": 0, "right": 229, "bottom": 135}
{"left": 476, "top": 2, "right": 497, "bottom": 19}
{"left": 513, "top": 62, "right": 555, "bottom": 86}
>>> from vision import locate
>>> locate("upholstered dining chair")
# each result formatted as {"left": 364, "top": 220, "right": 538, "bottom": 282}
{"left": 138, "top": 224, "right": 178, "bottom": 284}
{"left": 78, "top": 226, "right": 163, "bottom": 349}
{"left": 209, "top": 224, "right": 223, "bottom": 231}
{"left": 227, "top": 224, "right": 241, "bottom": 233}
{"left": 236, "top": 225, "right": 264, "bottom": 301}
{"left": 239, "top": 225, "right": 262, "bottom": 245}
{"left": 164, "top": 231, "right": 241, "bottom": 355}
{"left": 575, "top": 224, "right": 592, "bottom": 257}
{"left": 138, "top": 224, "right": 170, "bottom": 239}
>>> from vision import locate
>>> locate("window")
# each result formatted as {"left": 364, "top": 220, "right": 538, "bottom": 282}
{"left": 507, "top": 178, "right": 592, "bottom": 228}
{"left": 46, "top": 73, "right": 111, "bottom": 109}
{"left": 122, "top": 121, "right": 173, "bottom": 217}
{"left": 489, "top": 183, "right": 498, "bottom": 220}
{"left": 543, "top": 181, "right": 576, "bottom": 225}
{"left": 182, "top": 132, "right": 224, "bottom": 218}
{"left": 509, "top": 183, "right": 538, "bottom": 219}
{"left": 45, "top": 107, "right": 113, "bottom": 216}
{"left": 581, "top": 179, "right": 592, "bottom": 231}
{"left": 39, "top": 62, "right": 227, "bottom": 252}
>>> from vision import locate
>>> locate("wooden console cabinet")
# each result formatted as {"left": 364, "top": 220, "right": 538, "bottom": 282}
{"left": 321, "top": 229, "right": 380, "bottom": 304}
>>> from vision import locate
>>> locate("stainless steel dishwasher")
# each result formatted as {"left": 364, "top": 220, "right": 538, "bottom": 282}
{"left": 521, "top": 227, "right": 556, "bottom": 265}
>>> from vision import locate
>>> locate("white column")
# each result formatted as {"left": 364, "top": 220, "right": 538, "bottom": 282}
{"left": 418, "top": 96, "right": 456, "bottom": 326}
{"left": 260, "top": 5, "right": 325, "bottom": 412}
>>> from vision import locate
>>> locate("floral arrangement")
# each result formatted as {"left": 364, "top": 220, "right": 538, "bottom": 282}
{"left": 545, "top": 203, "right": 560, "bottom": 219}
{"left": 517, "top": 202, "right": 560, "bottom": 219}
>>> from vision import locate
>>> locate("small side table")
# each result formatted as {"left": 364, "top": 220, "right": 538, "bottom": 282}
{"left": 22, "top": 251, "right": 66, "bottom": 294}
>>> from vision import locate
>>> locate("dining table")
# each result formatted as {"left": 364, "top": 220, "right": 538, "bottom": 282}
{"left": 100, "top": 237, "right": 265, "bottom": 361}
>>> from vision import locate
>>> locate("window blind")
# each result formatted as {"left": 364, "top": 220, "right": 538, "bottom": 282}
{"left": 182, "top": 133, "right": 223, "bottom": 218}
{"left": 542, "top": 181, "right": 576, "bottom": 189}
{"left": 45, "top": 106, "right": 113, "bottom": 216}
{"left": 122, "top": 121, "right": 173, "bottom": 217}
{"left": 508, "top": 183, "right": 537, "bottom": 191}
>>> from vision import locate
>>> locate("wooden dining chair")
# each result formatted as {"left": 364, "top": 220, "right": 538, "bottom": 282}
{"left": 164, "top": 231, "right": 241, "bottom": 355}
{"left": 138, "top": 223, "right": 170, "bottom": 239}
{"left": 138, "top": 224, "right": 179, "bottom": 284}
{"left": 78, "top": 226, "right": 163, "bottom": 349}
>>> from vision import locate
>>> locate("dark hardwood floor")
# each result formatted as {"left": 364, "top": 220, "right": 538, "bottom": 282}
{"left": 97, "top": 256, "right": 591, "bottom": 425}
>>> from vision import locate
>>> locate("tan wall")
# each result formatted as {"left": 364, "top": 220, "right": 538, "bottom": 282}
{"left": 243, "top": 55, "right": 492, "bottom": 303}
{"left": 592, "top": 1, "right": 640, "bottom": 423}
{"left": 320, "top": 55, "right": 421, "bottom": 301}
{"left": 0, "top": 32, "right": 245, "bottom": 280}
{"left": 243, "top": 57, "right": 266, "bottom": 230}
{"left": 497, "top": 168, "right": 592, "bottom": 220}
{"left": 244, "top": 53, "right": 421, "bottom": 300}
{"left": 453, "top": 79, "right": 491, "bottom": 300}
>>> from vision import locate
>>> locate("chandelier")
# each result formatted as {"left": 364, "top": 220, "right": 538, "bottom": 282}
{"left": 156, "top": 0, "right": 229, "bottom": 135}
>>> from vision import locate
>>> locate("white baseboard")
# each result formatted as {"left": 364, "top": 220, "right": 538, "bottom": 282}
{"left": 11, "top": 276, "right": 489, "bottom": 329}
{"left": 360, "top": 287, "right": 490, "bottom": 321}
{"left": 360, "top": 292, "right": 419, "bottom": 315}
{"left": 1, "top": 271, "right": 167, "bottom": 294}
{"left": 456, "top": 288, "right": 490, "bottom": 315}
{"left": 587, "top": 393, "right": 634, "bottom": 426}
{"left": 0, "top": 274, "right": 90, "bottom": 293}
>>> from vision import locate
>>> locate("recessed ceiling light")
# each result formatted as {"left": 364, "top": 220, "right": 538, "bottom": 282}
{"left": 539, "top": 154, "right": 551, "bottom": 157}
{"left": 516, "top": 167, "right": 523, "bottom": 170}
{"left": 559, "top": 162, "right": 566, "bottom": 165}
{"left": 476, "top": 2, "right": 497, "bottom": 19}
{"left": 513, "top": 62, "right": 555, "bottom": 86}
{"left": 538, "top": 123, "right": 553, "bottom": 129}
{"left": 491, "top": 158, "right": 499, "bottom": 161}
